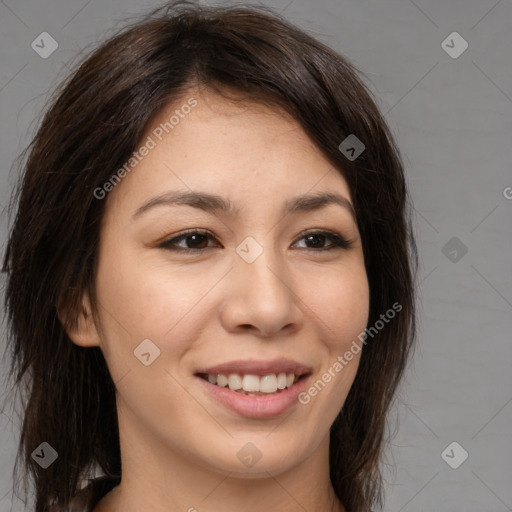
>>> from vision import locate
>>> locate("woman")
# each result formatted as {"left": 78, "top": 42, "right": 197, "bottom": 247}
{"left": 2, "top": 1, "right": 417, "bottom": 511}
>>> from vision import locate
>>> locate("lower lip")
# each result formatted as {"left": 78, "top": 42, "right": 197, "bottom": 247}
{"left": 196, "top": 375, "right": 310, "bottom": 419}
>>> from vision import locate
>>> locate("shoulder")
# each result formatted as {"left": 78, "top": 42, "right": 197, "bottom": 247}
{"left": 47, "top": 476, "right": 119, "bottom": 512}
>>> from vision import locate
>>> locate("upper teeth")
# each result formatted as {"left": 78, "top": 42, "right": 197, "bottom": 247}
{"left": 207, "top": 373, "right": 296, "bottom": 393}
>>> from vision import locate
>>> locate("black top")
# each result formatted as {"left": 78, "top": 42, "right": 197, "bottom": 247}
{"left": 48, "top": 477, "right": 119, "bottom": 512}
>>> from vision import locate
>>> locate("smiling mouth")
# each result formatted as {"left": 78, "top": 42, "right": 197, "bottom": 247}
{"left": 196, "top": 372, "right": 308, "bottom": 396}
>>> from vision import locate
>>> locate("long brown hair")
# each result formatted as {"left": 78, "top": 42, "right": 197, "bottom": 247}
{"left": 2, "top": 2, "right": 417, "bottom": 511}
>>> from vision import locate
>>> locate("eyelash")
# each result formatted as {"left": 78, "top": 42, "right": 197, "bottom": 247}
{"left": 157, "top": 229, "right": 353, "bottom": 253}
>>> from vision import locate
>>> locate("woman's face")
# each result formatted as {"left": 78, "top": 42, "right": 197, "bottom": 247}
{"left": 82, "top": 88, "right": 369, "bottom": 479}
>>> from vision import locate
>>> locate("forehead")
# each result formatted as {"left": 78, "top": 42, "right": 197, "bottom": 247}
{"left": 105, "top": 87, "right": 353, "bottom": 217}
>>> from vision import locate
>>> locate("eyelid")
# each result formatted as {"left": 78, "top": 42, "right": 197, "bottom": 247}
{"left": 157, "top": 228, "right": 354, "bottom": 252}
{"left": 157, "top": 229, "right": 220, "bottom": 250}
{"left": 291, "top": 228, "right": 354, "bottom": 250}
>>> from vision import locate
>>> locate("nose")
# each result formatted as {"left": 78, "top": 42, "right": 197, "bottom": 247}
{"left": 219, "top": 246, "right": 303, "bottom": 338}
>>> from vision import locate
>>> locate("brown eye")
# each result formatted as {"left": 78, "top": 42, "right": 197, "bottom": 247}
{"left": 293, "top": 231, "right": 352, "bottom": 251}
{"left": 304, "top": 233, "right": 328, "bottom": 249}
{"left": 180, "top": 233, "right": 209, "bottom": 249}
{"left": 158, "top": 230, "right": 221, "bottom": 252}
{"left": 158, "top": 229, "right": 352, "bottom": 253}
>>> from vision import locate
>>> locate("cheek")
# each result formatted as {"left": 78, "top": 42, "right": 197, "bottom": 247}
{"left": 93, "top": 243, "right": 227, "bottom": 372}
{"left": 299, "top": 263, "right": 370, "bottom": 349}
{"left": 295, "top": 263, "right": 369, "bottom": 412}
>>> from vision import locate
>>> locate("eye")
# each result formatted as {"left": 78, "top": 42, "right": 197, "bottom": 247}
{"left": 158, "top": 229, "right": 353, "bottom": 253}
{"left": 158, "top": 229, "right": 221, "bottom": 252}
{"left": 292, "top": 230, "right": 353, "bottom": 251}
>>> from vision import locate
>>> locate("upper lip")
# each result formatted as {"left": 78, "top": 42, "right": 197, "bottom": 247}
{"left": 195, "top": 358, "right": 312, "bottom": 377}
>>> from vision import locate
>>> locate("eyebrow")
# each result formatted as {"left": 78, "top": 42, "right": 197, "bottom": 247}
{"left": 133, "top": 190, "right": 356, "bottom": 220}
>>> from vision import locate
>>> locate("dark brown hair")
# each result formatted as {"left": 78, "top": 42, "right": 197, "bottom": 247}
{"left": 2, "top": 2, "right": 417, "bottom": 511}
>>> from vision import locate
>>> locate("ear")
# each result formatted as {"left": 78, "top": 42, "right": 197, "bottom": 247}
{"left": 57, "top": 291, "right": 101, "bottom": 348}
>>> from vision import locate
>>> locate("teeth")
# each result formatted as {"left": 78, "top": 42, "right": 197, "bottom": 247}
{"left": 242, "top": 374, "right": 260, "bottom": 392}
{"left": 228, "top": 374, "right": 242, "bottom": 390}
{"left": 260, "top": 374, "right": 278, "bottom": 393}
{"left": 217, "top": 374, "right": 228, "bottom": 387}
{"left": 206, "top": 372, "right": 298, "bottom": 394}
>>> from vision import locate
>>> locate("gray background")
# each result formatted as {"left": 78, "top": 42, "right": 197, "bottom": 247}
{"left": 1, "top": 0, "right": 511, "bottom": 511}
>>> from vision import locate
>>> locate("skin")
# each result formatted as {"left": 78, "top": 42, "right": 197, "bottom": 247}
{"left": 67, "top": 86, "right": 370, "bottom": 512}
